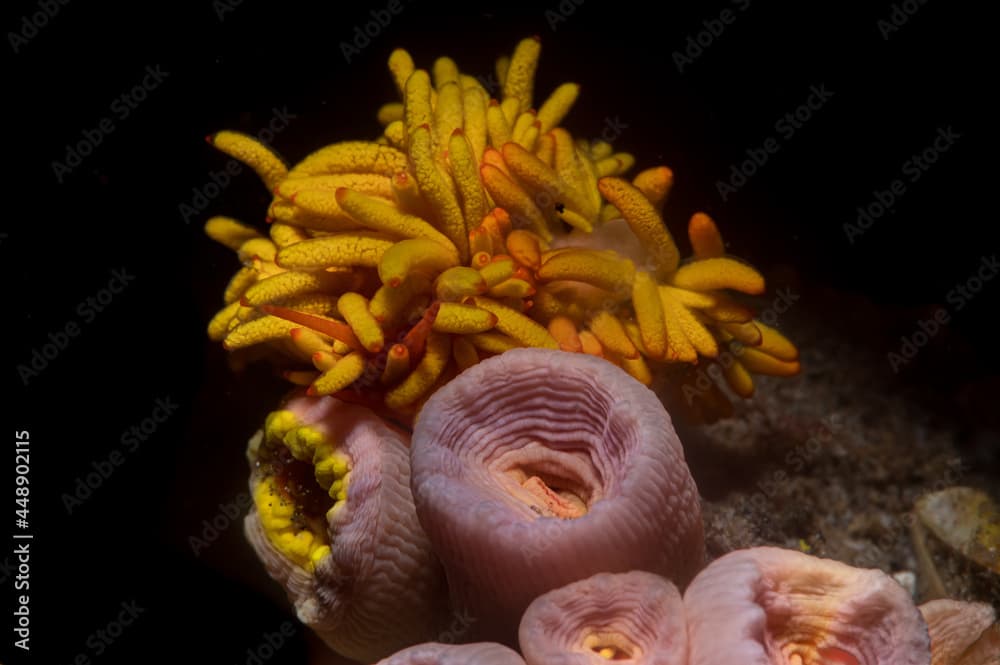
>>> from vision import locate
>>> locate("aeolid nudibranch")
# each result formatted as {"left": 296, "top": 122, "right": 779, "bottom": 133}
{"left": 204, "top": 36, "right": 801, "bottom": 429}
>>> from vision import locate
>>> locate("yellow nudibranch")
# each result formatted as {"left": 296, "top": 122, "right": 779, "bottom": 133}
{"left": 205, "top": 37, "right": 800, "bottom": 423}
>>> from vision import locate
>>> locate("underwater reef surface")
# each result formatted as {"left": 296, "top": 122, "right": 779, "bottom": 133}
{"left": 691, "top": 287, "right": 1000, "bottom": 609}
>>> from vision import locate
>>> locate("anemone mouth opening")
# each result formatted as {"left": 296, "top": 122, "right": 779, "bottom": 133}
{"left": 766, "top": 618, "right": 862, "bottom": 665}
{"left": 754, "top": 568, "right": 870, "bottom": 665}
{"left": 498, "top": 446, "right": 601, "bottom": 519}
{"left": 509, "top": 467, "right": 591, "bottom": 518}
{"left": 263, "top": 445, "right": 337, "bottom": 525}
{"left": 582, "top": 632, "right": 639, "bottom": 661}
{"left": 251, "top": 418, "right": 353, "bottom": 571}
{"left": 781, "top": 648, "right": 860, "bottom": 665}
{"left": 816, "top": 648, "right": 860, "bottom": 665}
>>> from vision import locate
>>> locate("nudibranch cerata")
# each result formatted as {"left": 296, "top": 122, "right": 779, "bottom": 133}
{"left": 205, "top": 36, "right": 800, "bottom": 429}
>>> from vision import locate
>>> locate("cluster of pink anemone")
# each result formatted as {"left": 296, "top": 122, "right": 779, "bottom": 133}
{"left": 245, "top": 348, "right": 997, "bottom": 664}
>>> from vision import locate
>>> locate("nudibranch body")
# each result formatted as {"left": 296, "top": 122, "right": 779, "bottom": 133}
{"left": 205, "top": 36, "right": 800, "bottom": 426}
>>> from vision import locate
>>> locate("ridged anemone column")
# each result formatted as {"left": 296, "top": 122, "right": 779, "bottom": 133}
{"left": 411, "top": 348, "right": 704, "bottom": 645}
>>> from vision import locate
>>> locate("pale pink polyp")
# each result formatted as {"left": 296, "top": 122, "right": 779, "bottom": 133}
{"left": 245, "top": 395, "right": 449, "bottom": 663}
{"left": 918, "top": 599, "right": 998, "bottom": 665}
{"left": 683, "top": 546, "right": 932, "bottom": 665}
{"left": 411, "top": 348, "right": 704, "bottom": 645}
{"left": 374, "top": 641, "right": 527, "bottom": 665}
{"left": 519, "top": 571, "right": 688, "bottom": 665}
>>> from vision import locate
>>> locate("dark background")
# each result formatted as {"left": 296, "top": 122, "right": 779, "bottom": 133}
{"left": 5, "top": 1, "right": 990, "bottom": 663}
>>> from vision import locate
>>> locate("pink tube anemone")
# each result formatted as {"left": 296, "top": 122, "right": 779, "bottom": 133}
{"left": 244, "top": 395, "right": 450, "bottom": 662}
{"left": 518, "top": 570, "right": 688, "bottom": 664}
{"left": 410, "top": 348, "right": 704, "bottom": 645}
{"left": 918, "top": 599, "right": 998, "bottom": 665}
{"left": 683, "top": 546, "right": 932, "bottom": 665}
{"left": 374, "top": 642, "right": 527, "bottom": 664}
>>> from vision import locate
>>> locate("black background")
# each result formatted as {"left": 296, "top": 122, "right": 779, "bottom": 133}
{"left": 5, "top": 1, "right": 991, "bottom": 663}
